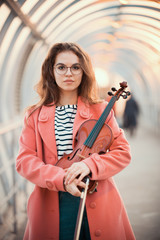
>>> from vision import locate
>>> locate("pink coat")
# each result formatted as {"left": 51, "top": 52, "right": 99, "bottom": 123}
{"left": 16, "top": 97, "right": 135, "bottom": 240}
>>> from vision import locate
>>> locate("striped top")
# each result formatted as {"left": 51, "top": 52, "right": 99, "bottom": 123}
{"left": 55, "top": 104, "right": 77, "bottom": 160}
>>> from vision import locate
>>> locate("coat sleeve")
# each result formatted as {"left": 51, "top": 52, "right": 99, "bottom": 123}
{"left": 83, "top": 110, "right": 131, "bottom": 180}
{"left": 16, "top": 112, "right": 65, "bottom": 191}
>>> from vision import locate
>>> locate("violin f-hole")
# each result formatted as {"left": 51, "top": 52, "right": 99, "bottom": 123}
{"left": 69, "top": 148, "right": 81, "bottom": 160}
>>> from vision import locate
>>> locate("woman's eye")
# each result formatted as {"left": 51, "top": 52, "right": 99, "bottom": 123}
{"left": 58, "top": 65, "right": 65, "bottom": 70}
{"left": 72, "top": 66, "right": 80, "bottom": 70}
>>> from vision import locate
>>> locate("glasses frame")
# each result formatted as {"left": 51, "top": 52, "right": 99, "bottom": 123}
{"left": 54, "top": 63, "right": 82, "bottom": 75}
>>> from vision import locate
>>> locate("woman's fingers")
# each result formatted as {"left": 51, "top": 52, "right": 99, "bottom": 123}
{"left": 65, "top": 179, "right": 86, "bottom": 197}
{"left": 78, "top": 180, "right": 86, "bottom": 189}
{"left": 64, "top": 162, "right": 90, "bottom": 185}
{"left": 77, "top": 172, "right": 86, "bottom": 183}
{"left": 65, "top": 168, "right": 81, "bottom": 185}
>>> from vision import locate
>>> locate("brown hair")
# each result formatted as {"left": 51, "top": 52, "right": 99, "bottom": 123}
{"left": 28, "top": 42, "right": 99, "bottom": 115}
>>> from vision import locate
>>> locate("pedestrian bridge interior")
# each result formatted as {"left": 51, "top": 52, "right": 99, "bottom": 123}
{"left": 0, "top": 0, "right": 159, "bottom": 239}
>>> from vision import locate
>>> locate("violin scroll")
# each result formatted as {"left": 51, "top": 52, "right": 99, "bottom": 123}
{"left": 108, "top": 81, "right": 131, "bottom": 100}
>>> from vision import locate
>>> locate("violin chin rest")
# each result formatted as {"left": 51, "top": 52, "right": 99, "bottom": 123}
{"left": 88, "top": 180, "right": 98, "bottom": 194}
{"left": 78, "top": 179, "right": 98, "bottom": 194}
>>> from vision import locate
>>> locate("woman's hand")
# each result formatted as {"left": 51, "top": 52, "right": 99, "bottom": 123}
{"left": 64, "top": 178, "right": 86, "bottom": 197}
{"left": 64, "top": 162, "right": 90, "bottom": 185}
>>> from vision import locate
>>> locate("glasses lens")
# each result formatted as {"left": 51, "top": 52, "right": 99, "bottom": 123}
{"left": 71, "top": 64, "right": 82, "bottom": 75}
{"left": 55, "top": 65, "right": 66, "bottom": 75}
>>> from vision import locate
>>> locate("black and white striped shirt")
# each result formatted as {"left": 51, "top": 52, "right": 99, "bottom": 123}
{"left": 55, "top": 104, "right": 77, "bottom": 160}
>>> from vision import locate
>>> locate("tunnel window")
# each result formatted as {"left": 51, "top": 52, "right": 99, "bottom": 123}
{"left": 0, "top": 4, "right": 11, "bottom": 31}
{"left": 21, "top": 0, "right": 39, "bottom": 15}
{"left": 1, "top": 17, "right": 22, "bottom": 65}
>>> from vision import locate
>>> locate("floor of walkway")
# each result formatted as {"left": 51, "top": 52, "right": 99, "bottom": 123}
{"left": 114, "top": 125, "right": 160, "bottom": 240}
{"left": 2, "top": 124, "right": 160, "bottom": 240}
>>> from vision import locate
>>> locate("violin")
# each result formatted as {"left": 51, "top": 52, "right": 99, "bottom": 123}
{"left": 56, "top": 82, "right": 130, "bottom": 193}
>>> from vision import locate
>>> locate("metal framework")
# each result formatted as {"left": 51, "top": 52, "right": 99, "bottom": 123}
{"left": 4, "top": 0, "right": 47, "bottom": 44}
{"left": 0, "top": 0, "right": 160, "bottom": 238}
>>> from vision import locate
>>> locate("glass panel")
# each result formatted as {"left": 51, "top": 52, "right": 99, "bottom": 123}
{"left": 0, "top": 4, "right": 11, "bottom": 31}
{"left": 42, "top": 0, "right": 98, "bottom": 37}
{"left": 21, "top": 0, "right": 39, "bottom": 15}
{"left": 120, "top": 6, "right": 160, "bottom": 19}
{"left": 37, "top": 0, "right": 74, "bottom": 32}
{"left": 121, "top": 15, "right": 160, "bottom": 29}
{"left": 116, "top": 26, "right": 159, "bottom": 51}
{"left": 0, "top": 17, "right": 21, "bottom": 71}
{"left": 30, "top": 0, "right": 57, "bottom": 23}
{"left": 1, "top": 26, "right": 31, "bottom": 120}
{"left": 47, "top": 10, "right": 108, "bottom": 43}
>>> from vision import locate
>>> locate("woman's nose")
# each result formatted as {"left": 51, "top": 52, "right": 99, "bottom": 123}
{"left": 65, "top": 67, "right": 72, "bottom": 75}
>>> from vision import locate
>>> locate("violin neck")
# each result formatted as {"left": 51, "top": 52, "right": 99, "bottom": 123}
{"left": 84, "top": 96, "right": 117, "bottom": 148}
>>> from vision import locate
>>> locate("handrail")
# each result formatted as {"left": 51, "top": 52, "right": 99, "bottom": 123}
{"left": 0, "top": 115, "right": 24, "bottom": 236}
{"left": 0, "top": 117, "right": 23, "bottom": 135}
{"left": 0, "top": 183, "right": 20, "bottom": 209}
{"left": 0, "top": 158, "right": 15, "bottom": 175}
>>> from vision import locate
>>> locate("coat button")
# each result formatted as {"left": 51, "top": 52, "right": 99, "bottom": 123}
{"left": 46, "top": 181, "right": 53, "bottom": 189}
{"left": 90, "top": 202, "right": 96, "bottom": 209}
{"left": 39, "top": 113, "right": 48, "bottom": 122}
{"left": 95, "top": 229, "right": 101, "bottom": 237}
{"left": 80, "top": 109, "right": 89, "bottom": 118}
{"left": 83, "top": 109, "right": 88, "bottom": 116}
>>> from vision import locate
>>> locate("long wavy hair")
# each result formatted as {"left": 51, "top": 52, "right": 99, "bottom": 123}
{"left": 28, "top": 42, "right": 99, "bottom": 115}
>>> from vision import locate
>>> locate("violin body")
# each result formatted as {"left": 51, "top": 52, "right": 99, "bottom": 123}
{"left": 56, "top": 119, "right": 113, "bottom": 193}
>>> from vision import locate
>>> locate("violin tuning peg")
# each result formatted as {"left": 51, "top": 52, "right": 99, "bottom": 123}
{"left": 123, "top": 91, "right": 131, "bottom": 96}
{"left": 121, "top": 94, "right": 127, "bottom": 99}
{"left": 111, "top": 87, "right": 117, "bottom": 92}
{"left": 108, "top": 91, "right": 113, "bottom": 96}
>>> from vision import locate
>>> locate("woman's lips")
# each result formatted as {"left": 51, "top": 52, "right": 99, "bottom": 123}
{"left": 64, "top": 80, "right": 74, "bottom": 83}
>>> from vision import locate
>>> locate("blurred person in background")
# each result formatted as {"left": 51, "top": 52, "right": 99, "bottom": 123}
{"left": 123, "top": 95, "right": 140, "bottom": 136}
{"left": 16, "top": 42, "right": 135, "bottom": 240}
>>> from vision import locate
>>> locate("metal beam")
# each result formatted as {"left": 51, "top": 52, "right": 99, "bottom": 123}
{"left": 4, "top": 0, "right": 48, "bottom": 45}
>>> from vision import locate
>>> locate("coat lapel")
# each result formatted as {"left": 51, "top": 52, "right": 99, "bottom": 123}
{"left": 73, "top": 97, "right": 93, "bottom": 147}
{"left": 38, "top": 104, "right": 57, "bottom": 156}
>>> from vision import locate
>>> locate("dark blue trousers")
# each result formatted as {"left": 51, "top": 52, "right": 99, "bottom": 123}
{"left": 59, "top": 192, "right": 91, "bottom": 240}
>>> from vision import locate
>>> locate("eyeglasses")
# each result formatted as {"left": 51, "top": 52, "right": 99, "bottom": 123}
{"left": 54, "top": 63, "right": 82, "bottom": 75}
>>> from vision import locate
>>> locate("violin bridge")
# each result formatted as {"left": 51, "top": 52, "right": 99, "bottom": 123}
{"left": 77, "top": 154, "right": 86, "bottom": 159}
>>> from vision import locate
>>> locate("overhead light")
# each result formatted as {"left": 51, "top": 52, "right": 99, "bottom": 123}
{"left": 111, "top": 21, "right": 122, "bottom": 28}
{"left": 119, "top": 0, "right": 129, "bottom": 4}
{"left": 94, "top": 67, "right": 109, "bottom": 88}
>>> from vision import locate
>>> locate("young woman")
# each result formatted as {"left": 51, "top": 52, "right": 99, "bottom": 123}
{"left": 16, "top": 42, "right": 135, "bottom": 240}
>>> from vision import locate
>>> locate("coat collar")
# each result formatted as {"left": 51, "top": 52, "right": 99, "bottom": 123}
{"left": 38, "top": 103, "right": 57, "bottom": 157}
{"left": 77, "top": 96, "right": 91, "bottom": 119}
{"left": 38, "top": 97, "right": 92, "bottom": 156}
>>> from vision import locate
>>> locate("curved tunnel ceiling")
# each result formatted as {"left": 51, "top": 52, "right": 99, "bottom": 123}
{"left": 0, "top": 0, "right": 160, "bottom": 125}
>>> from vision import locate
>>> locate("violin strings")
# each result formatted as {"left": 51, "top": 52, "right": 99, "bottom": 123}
{"left": 85, "top": 97, "right": 116, "bottom": 148}
{"left": 85, "top": 109, "right": 108, "bottom": 147}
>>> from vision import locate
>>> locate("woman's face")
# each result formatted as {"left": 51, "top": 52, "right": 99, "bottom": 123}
{"left": 53, "top": 51, "right": 83, "bottom": 95}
